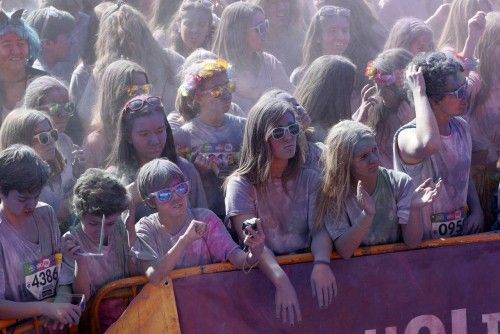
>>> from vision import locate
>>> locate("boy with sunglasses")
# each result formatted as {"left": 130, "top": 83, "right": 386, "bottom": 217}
{"left": 132, "top": 159, "right": 265, "bottom": 285}
{"left": 60, "top": 168, "right": 135, "bottom": 332}
{"left": 394, "top": 52, "right": 483, "bottom": 239}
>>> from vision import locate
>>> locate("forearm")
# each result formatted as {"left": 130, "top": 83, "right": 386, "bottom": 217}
{"left": 147, "top": 236, "right": 190, "bottom": 285}
{"left": 333, "top": 212, "right": 373, "bottom": 259}
{"left": 467, "top": 177, "right": 483, "bottom": 216}
{"left": 311, "top": 229, "right": 333, "bottom": 262}
{"left": 461, "top": 37, "right": 477, "bottom": 60}
{"left": 0, "top": 299, "right": 47, "bottom": 320}
{"left": 72, "top": 260, "right": 92, "bottom": 297}
{"left": 413, "top": 92, "right": 441, "bottom": 153}
{"left": 403, "top": 208, "right": 423, "bottom": 248}
{"left": 257, "top": 247, "right": 289, "bottom": 287}
{"left": 228, "top": 249, "right": 259, "bottom": 269}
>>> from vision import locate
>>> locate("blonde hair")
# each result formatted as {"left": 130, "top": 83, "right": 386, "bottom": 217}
{"left": 94, "top": 4, "right": 176, "bottom": 87}
{"left": 89, "top": 59, "right": 149, "bottom": 146}
{"left": 475, "top": 12, "right": 500, "bottom": 106}
{"left": 314, "top": 120, "right": 374, "bottom": 230}
{"left": 212, "top": 2, "right": 264, "bottom": 69}
{"left": 438, "top": 0, "right": 486, "bottom": 51}
{"left": 0, "top": 108, "right": 65, "bottom": 177}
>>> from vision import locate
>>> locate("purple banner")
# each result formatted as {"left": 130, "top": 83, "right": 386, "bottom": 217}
{"left": 173, "top": 242, "right": 500, "bottom": 333}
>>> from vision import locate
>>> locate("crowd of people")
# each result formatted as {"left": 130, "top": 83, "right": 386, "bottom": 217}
{"left": 0, "top": 0, "right": 498, "bottom": 331}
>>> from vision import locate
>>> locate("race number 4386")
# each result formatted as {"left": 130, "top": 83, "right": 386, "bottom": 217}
{"left": 24, "top": 255, "right": 59, "bottom": 300}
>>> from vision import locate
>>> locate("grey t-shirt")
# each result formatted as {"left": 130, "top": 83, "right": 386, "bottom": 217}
{"left": 225, "top": 168, "right": 320, "bottom": 255}
{"left": 177, "top": 114, "right": 246, "bottom": 216}
{"left": 325, "top": 167, "right": 415, "bottom": 246}
{"left": 394, "top": 117, "right": 472, "bottom": 239}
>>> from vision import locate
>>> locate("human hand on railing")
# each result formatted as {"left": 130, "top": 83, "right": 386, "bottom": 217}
{"left": 412, "top": 178, "right": 441, "bottom": 208}
{"left": 310, "top": 262, "right": 337, "bottom": 308}
{"left": 466, "top": 208, "right": 484, "bottom": 234}
{"left": 275, "top": 276, "right": 302, "bottom": 326}
{"left": 43, "top": 302, "right": 81, "bottom": 330}
{"left": 242, "top": 218, "right": 265, "bottom": 262}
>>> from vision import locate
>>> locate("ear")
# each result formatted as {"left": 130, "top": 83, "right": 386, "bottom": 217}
{"left": 11, "top": 9, "right": 24, "bottom": 21}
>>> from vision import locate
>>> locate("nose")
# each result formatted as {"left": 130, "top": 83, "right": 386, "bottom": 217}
{"left": 368, "top": 152, "right": 379, "bottom": 164}
{"left": 149, "top": 134, "right": 160, "bottom": 145}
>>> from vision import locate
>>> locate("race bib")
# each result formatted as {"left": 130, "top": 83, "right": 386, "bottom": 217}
{"left": 200, "top": 143, "right": 240, "bottom": 178}
{"left": 24, "top": 255, "right": 59, "bottom": 300}
{"left": 431, "top": 208, "right": 467, "bottom": 238}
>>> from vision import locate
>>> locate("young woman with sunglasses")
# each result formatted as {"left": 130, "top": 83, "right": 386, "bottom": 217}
{"left": 174, "top": 58, "right": 245, "bottom": 217}
{"left": 83, "top": 59, "right": 151, "bottom": 169}
{"left": 132, "top": 159, "right": 264, "bottom": 285}
{"left": 60, "top": 168, "right": 135, "bottom": 332}
{"left": 24, "top": 75, "right": 86, "bottom": 178}
{"left": 0, "top": 145, "right": 81, "bottom": 329}
{"left": 225, "top": 97, "right": 337, "bottom": 324}
{"left": 0, "top": 109, "right": 76, "bottom": 229}
{"left": 315, "top": 120, "right": 441, "bottom": 259}
{"left": 290, "top": 5, "right": 350, "bottom": 85}
{"left": 212, "top": 1, "right": 293, "bottom": 113}
{"left": 107, "top": 94, "right": 207, "bottom": 221}
{"left": 394, "top": 52, "right": 484, "bottom": 240}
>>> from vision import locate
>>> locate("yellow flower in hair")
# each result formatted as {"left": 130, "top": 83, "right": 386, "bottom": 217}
{"left": 365, "top": 62, "right": 377, "bottom": 80}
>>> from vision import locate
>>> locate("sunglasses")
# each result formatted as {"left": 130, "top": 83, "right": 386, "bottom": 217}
{"left": 149, "top": 181, "right": 190, "bottom": 203}
{"left": 127, "top": 84, "right": 152, "bottom": 97}
{"left": 270, "top": 123, "right": 300, "bottom": 140}
{"left": 442, "top": 81, "right": 468, "bottom": 100}
{"left": 33, "top": 129, "right": 58, "bottom": 145}
{"left": 200, "top": 82, "right": 235, "bottom": 98}
{"left": 250, "top": 19, "right": 269, "bottom": 36}
{"left": 318, "top": 5, "right": 351, "bottom": 18}
{"left": 125, "top": 96, "right": 163, "bottom": 113}
{"left": 42, "top": 102, "right": 75, "bottom": 117}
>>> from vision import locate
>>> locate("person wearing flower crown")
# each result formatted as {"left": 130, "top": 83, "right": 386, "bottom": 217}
{"left": 0, "top": 9, "right": 45, "bottom": 122}
{"left": 174, "top": 58, "right": 245, "bottom": 218}
{"left": 353, "top": 48, "right": 414, "bottom": 169}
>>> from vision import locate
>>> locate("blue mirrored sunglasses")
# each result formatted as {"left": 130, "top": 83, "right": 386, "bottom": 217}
{"left": 149, "top": 181, "right": 190, "bottom": 203}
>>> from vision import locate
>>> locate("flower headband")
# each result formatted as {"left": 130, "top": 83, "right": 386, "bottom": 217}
{"left": 179, "top": 58, "right": 232, "bottom": 97}
{"left": 365, "top": 62, "right": 404, "bottom": 87}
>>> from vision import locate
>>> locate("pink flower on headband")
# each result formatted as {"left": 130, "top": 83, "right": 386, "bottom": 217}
{"left": 366, "top": 63, "right": 405, "bottom": 87}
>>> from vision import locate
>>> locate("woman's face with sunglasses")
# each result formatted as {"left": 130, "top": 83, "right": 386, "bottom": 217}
{"left": 247, "top": 11, "right": 268, "bottom": 52}
{"left": 269, "top": 111, "right": 299, "bottom": 161}
{"left": 39, "top": 87, "right": 72, "bottom": 133}
{"left": 32, "top": 119, "right": 57, "bottom": 162}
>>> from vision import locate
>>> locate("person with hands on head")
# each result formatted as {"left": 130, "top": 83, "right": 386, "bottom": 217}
{"left": 0, "top": 145, "right": 81, "bottom": 329}
{"left": 224, "top": 96, "right": 337, "bottom": 323}
{"left": 394, "top": 52, "right": 483, "bottom": 240}
{"left": 315, "top": 120, "right": 440, "bottom": 260}
{"left": 132, "top": 159, "right": 265, "bottom": 286}
{"left": 60, "top": 168, "right": 134, "bottom": 332}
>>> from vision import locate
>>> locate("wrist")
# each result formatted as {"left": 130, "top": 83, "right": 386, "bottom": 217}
{"left": 313, "top": 260, "right": 331, "bottom": 266}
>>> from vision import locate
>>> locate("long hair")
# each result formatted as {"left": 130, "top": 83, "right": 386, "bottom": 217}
{"left": 300, "top": 5, "right": 350, "bottom": 68}
{"left": 365, "top": 48, "right": 413, "bottom": 137}
{"left": 229, "top": 97, "right": 304, "bottom": 187}
{"left": 437, "top": 0, "right": 487, "bottom": 51}
{"left": 149, "top": 0, "right": 183, "bottom": 31}
{"left": 212, "top": 2, "right": 264, "bottom": 69}
{"left": 89, "top": 59, "right": 149, "bottom": 147}
{"left": 475, "top": 12, "right": 500, "bottom": 106}
{"left": 94, "top": 3, "right": 176, "bottom": 87}
{"left": 24, "top": 75, "right": 68, "bottom": 109}
{"left": 166, "top": 0, "right": 214, "bottom": 57}
{"left": 0, "top": 108, "right": 65, "bottom": 177}
{"left": 314, "top": 120, "right": 374, "bottom": 230}
{"left": 327, "top": 0, "right": 387, "bottom": 90}
{"left": 384, "top": 17, "right": 434, "bottom": 53}
{"left": 107, "top": 95, "right": 178, "bottom": 183}
{"left": 295, "top": 55, "right": 355, "bottom": 134}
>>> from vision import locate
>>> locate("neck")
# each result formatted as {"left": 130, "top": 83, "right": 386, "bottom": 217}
{"left": 434, "top": 109, "right": 452, "bottom": 135}
{"left": 270, "top": 158, "right": 288, "bottom": 178}
{"left": 357, "top": 170, "right": 379, "bottom": 195}
{"left": 199, "top": 110, "right": 225, "bottom": 127}
{"left": 159, "top": 210, "right": 188, "bottom": 235}
{"left": 0, "top": 67, "right": 27, "bottom": 82}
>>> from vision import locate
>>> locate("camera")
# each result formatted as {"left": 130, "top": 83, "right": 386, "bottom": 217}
{"left": 242, "top": 219, "right": 258, "bottom": 235}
